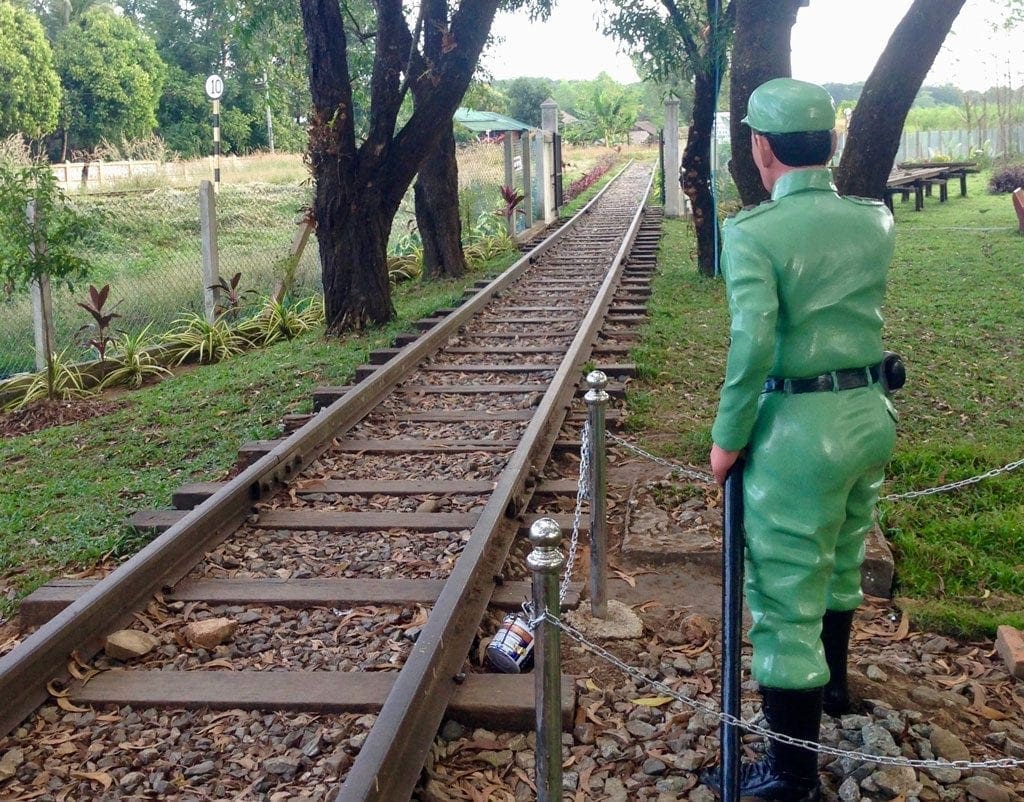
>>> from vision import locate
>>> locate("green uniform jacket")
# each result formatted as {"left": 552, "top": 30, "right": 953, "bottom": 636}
{"left": 712, "top": 168, "right": 896, "bottom": 451}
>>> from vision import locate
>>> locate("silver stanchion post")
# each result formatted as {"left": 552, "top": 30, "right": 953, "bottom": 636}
{"left": 585, "top": 370, "right": 609, "bottom": 619}
{"left": 528, "top": 517, "right": 564, "bottom": 802}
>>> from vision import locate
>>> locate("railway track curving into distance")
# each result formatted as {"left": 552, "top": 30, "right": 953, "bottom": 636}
{"left": 0, "top": 160, "right": 661, "bottom": 801}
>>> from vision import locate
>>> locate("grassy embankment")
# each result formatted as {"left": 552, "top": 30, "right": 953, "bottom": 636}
{"left": 629, "top": 171, "right": 1024, "bottom": 637}
{"left": 0, "top": 157, "right": 629, "bottom": 623}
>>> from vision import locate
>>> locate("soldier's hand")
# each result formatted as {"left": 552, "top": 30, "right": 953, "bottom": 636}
{"left": 710, "top": 444, "right": 742, "bottom": 486}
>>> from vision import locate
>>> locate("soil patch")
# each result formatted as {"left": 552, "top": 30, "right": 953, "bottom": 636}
{"left": 0, "top": 398, "right": 126, "bottom": 439}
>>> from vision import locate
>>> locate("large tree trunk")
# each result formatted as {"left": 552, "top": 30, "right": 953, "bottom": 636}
{"left": 835, "top": 0, "right": 966, "bottom": 198}
{"left": 314, "top": 173, "right": 397, "bottom": 333}
{"left": 728, "top": 0, "right": 805, "bottom": 206}
{"left": 682, "top": 71, "right": 721, "bottom": 278}
{"left": 413, "top": 0, "right": 467, "bottom": 281}
{"left": 414, "top": 122, "right": 467, "bottom": 280}
{"left": 301, "top": 0, "right": 499, "bottom": 333}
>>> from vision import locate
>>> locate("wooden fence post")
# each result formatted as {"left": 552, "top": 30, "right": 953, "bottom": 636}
{"left": 27, "top": 200, "right": 56, "bottom": 372}
{"left": 199, "top": 180, "right": 220, "bottom": 323}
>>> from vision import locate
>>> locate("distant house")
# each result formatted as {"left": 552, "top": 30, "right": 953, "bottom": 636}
{"left": 630, "top": 120, "right": 658, "bottom": 146}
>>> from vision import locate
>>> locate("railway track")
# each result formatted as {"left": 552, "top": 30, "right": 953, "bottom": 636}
{"left": 0, "top": 161, "right": 660, "bottom": 801}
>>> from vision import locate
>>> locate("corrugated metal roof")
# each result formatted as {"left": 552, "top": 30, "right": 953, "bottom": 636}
{"left": 454, "top": 107, "right": 534, "bottom": 132}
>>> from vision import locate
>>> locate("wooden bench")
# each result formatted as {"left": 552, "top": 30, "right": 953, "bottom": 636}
{"left": 1013, "top": 187, "right": 1024, "bottom": 234}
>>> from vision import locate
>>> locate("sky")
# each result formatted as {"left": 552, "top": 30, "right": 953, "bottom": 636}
{"left": 483, "top": 0, "right": 1020, "bottom": 92}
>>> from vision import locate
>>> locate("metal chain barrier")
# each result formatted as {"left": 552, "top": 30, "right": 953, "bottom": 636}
{"left": 608, "top": 433, "right": 715, "bottom": 484}
{"left": 608, "top": 433, "right": 1024, "bottom": 503}
{"left": 880, "top": 456, "right": 1024, "bottom": 501}
{"left": 531, "top": 609, "right": 1024, "bottom": 771}
{"left": 558, "top": 418, "right": 590, "bottom": 607}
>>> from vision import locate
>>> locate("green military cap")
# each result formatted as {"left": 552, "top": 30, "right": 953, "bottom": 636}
{"left": 741, "top": 78, "right": 836, "bottom": 134}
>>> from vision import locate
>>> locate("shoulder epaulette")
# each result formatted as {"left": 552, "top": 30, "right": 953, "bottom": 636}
{"left": 728, "top": 199, "right": 776, "bottom": 225}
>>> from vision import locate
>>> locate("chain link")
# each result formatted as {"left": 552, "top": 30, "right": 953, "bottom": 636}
{"left": 608, "top": 434, "right": 715, "bottom": 484}
{"left": 557, "top": 419, "right": 590, "bottom": 606}
{"left": 609, "top": 434, "right": 1024, "bottom": 503}
{"left": 880, "top": 457, "right": 1024, "bottom": 501}
{"left": 531, "top": 610, "right": 1023, "bottom": 771}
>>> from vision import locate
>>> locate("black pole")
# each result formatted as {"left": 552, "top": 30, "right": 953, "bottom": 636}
{"left": 721, "top": 462, "right": 745, "bottom": 802}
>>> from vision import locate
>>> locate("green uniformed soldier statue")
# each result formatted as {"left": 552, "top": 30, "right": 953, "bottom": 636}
{"left": 703, "top": 78, "right": 898, "bottom": 801}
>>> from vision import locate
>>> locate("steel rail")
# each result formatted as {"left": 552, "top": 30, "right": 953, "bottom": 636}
{"left": 0, "top": 162, "right": 635, "bottom": 738}
{"left": 336, "top": 164, "right": 655, "bottom": 802}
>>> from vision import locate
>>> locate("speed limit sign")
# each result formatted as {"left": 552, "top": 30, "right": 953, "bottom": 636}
{"left": 205, "top": 74, "right": 224, "bottom": 100}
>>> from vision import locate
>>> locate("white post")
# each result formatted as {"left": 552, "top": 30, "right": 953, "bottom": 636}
{"left": 27, "top": 201, "right": 55, "bottom": 371}
{"left": 536, "top": 132, "right": 556, "bottom": 223}
{"left": 503, "top": 134, "right": 515, "bottom": 236}
{"left": 199, "top": 180, "right": 221, "bottom": 323}
{"left": 664, "top": 97, "right": 682, "bottom": 218}
{"left": 522, "top": 132, "right": 534, "bottom": 228}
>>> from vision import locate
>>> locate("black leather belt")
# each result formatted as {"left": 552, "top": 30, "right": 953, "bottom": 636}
{"left": 762, "top": 364, "right": 881, "bottom": 394}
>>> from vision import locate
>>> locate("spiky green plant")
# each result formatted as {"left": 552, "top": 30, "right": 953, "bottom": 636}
{"left": 99, "top": 324, "right": 171, "bottom": 389}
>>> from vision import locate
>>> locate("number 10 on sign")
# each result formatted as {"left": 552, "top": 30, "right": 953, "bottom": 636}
{"left": 206, "top": 74, "right": 223, "bottom": 191}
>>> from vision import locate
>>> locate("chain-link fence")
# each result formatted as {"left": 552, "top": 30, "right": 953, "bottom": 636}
{"left": 0, "top": 182, "right": 319, "bottom": 378}
{"left": 0, "top": 140, "right": 552, "bottom": 380}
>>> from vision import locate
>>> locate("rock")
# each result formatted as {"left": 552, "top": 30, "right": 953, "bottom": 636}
{"left": 603, "top": 776, "right": 628, "bottom": 802}
{"left": 866, "top": 664, "right": 889, "bottom": 682}
{"left": 477, "top": 750, "right": 512, "bottom": 768}
{"left": 964, "top": 777, "right": 1016, "bottom": 802}
{"left": 910, "top": 686, "right": 944, "bottom": 708}
{"left": 861, "top": 723, "right": 901, "bottom": 757}
{"left": 562, "top": 771, "right": 579, "bottom": 790}
{"left": 0, "top": 748, "right": 24, "bottom": 781}
{"left": 926, "top": 765, "right": 962, "bottom": 785}
{"left": 872, "top": 765, "right": 919, "bottom": 798}
{"left": 184, "top": 760, "right": 216, "bottom": 778}
{"left": 262, "top": 755, "right": 301, "bottom": 776}
{"left": 120, "top": 771, "right": 146, "bottom": 792}
{"left": 626, "top": 720, "right": 657, "bottom": 739}
{"left": 995, "top": 626, "right": 1024, "bottom": 679}
{"left": 642, "top": 758, "right": 668, "bottom": 775}
{"left": 440, "top": 720, "right": 466, "bottom": 741}
{"left": 689, "top": 785, "right": 717, "bottom": 802}
{"left": 839, "top": 776, "right": 861, "bottom": 802}
{"left": 920, "top": 636, "right": 952, "bottom": 654}
{"left": 183, "top": 618, "right": 237, "bottom": 649}
{"left": 675, "top": 750, "right": 705, "bottom": 771}
{"left": 574, "top": 723, "right": 596, "bottom": 745}
{"left": 929, "top": 726, "right": 970, "bottom": 763}
{"left": 104, "top": 629, "right": 160, "bottom": 660}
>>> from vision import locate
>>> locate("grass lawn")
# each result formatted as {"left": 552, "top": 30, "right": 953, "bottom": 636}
{"left": 0, "top": 161, "right": 629, "bottom": 624}
{"left": 629, "top": 171, "right": 1024, "bottom": 637}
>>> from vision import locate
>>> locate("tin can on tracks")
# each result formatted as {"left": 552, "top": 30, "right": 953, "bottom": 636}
{"left": 485, "top": 613, "right": 535, "bottom": 673}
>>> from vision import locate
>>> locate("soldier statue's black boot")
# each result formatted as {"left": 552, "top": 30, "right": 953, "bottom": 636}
{"left": 821, "top": 609, "right": 856, "bottom": 717}
{"left": 702, "top": 686, "right": 823, "bottom": 801}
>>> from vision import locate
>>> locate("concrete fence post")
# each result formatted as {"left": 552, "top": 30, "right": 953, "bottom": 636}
{"left": 503, "top": 134, "right": 515, "bottom": 237}
{"left": 199, "top": 180, "right": 221, "bottom": 323}
{"left": 27, "top": 201, "right": 56, "bottom": 372}
{"left": 664, "top": 97, "right": 681, "bottom": 218}
{"left": 522, "top": 133, "right": 534, "bottom": 229}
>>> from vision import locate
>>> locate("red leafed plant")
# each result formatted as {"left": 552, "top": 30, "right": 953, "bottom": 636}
{"left": 497, "top": 184, "right": 526, "bottom": 228}
{"left": 76, "top": 283, "right": 120, "bottom": 360}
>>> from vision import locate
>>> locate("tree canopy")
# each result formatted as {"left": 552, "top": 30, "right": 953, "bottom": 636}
{"left": 56, "top": 7, "right": 165, "bottom": 152}
{"left": 0, "top": 2, "right": 62, "bottom": 140}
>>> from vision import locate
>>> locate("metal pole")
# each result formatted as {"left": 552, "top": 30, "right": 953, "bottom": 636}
{"left": 721, "top": 463, "right": 745, "bottom": 802}
{"left": 528, "top": 518, "right": 564, "bottom": 802}
{"left": 212, "top": 98, "right": 221, "bottom": 193}
{"left": 585, "top": 370, "right": 609, "bottom": 619}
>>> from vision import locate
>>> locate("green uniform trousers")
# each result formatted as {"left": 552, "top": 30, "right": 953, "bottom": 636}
{"left": 743, "top": 384, "right": 896, "bottom": 690}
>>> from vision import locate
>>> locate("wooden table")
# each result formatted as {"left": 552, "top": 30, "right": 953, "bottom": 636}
{"left": 885, "top": 167, "right": 949, "bottom": 212}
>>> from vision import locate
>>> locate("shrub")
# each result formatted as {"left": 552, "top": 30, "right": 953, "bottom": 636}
{"left": 988, "top": 161, "right": 1024, "bottom": 194}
